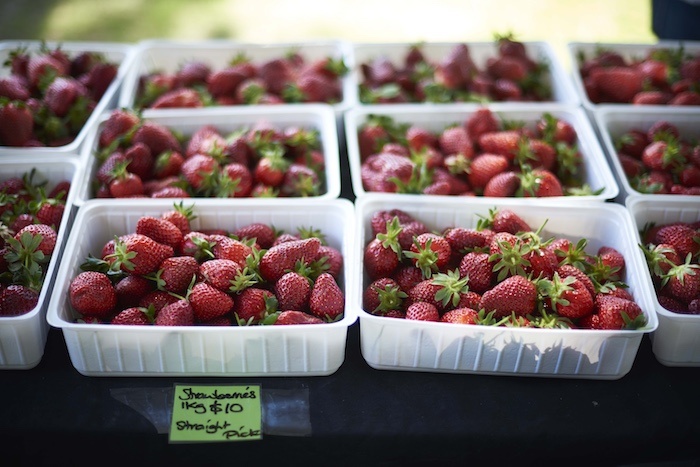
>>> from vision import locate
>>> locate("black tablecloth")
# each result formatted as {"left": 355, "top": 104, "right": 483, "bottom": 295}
{"left": 1, "top": 325, "right": 700, "bottom": 467}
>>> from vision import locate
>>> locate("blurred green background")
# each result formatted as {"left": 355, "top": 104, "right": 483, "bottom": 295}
{"left": 0, "top": 0, "right": 657, "bottom": 68}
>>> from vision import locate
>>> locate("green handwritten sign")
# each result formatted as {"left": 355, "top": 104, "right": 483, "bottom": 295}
{"left": 169, "top": 384, "right": 262, "bottom": 443}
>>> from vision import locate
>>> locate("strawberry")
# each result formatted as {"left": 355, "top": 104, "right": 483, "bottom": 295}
{"left": 0, "top": 101, "right": 34, "bottom": 147}
{"left": 69, "top": 271, "right": 117, "bottom": 318}
{"left": 279, "top": 164, "right": 321, "bottom": 197}
{"left": 275, "top": 271, "right": 311, "bottom": 312}
{"left": 363, "top": 277, "right": 407, "bottom": 315}
{"left": 185, "top": 125, "right": 226, "bottom": 158}
{"left": 486, "top": 56, "right": 528, "bottom": 81}
{"left": 443, "top": 226, "right": 491, "bottom": 253}
{"left": 556, "top": 264, "right": 596, "bottom": 298}
{"left": 206, "top": 66, "right": 250, "bottom": 98}
{"left": 153, "top": 151, "right": 185, "bottom": 179}
{"left": 641, "top": 140, "right": 685, "bottom": 172}
{"left": 468, "top": 153, "right": 509, "bottom": 191}
{"left": 131, "top": 121, "right": 180, "bottom": 157}
{"left": 136, "top": 216, "right": 183, "bottom": 250}
{"left": 180, "top": 154, "right": 218, "bottom": 191}
{"left": 139, "top": 289, "right": 180, "bottom": 313}
{"left": 405, "top": 233, "right": 452, "bottom": 278}
{"left": 489, "top": 208, "right": 531, "bottom": 234}
{"left": 99, "top": 109, "right": 140, "bottom": 148}
{"left": 26, "top": 54, "right": 66, "bottom": 88}
{"left": 233, "top": 287, "right": 277, "bottom": 324}
{"left": 597, "top": 246, "right": 626, "bottom": 278}
{"left": 308, "top": 272, "right": 344, "bottom": 321}
{"left": 458, "top": 252, "right": 494, "bottom": 294}
{"left": 663, "top": 255, "right": 700, "bottom": 304}
{"left": 15, "top": 224, "right": 57, "bottom": 256}
{"left": 594, "top": 295, "right": 645, "bottom": 330}
{"left": 109, "top": 170, "right": 144, "bottom": 198}
{"left": 209, "top": 235, "right": 252, "bottom": 267}
{"left": 259, "top": 237, "right": 322, "bottom": 282}
{"left": 107, "top": 234, "right": 174, "bottom": 276}
{"left": 316, "top": 245, "right": 343, "bottom": 278}
{"left": 393, "top": 265, "right": 425, "bottom": 292}
{"left": 35, "top": 199, "right": 65, "bottom": 229}
{"left": 518, "top": 168, "right": 563, "bottom": 197}
{"left": 221, "top": 163, "right": 253, "bottom": 197}
{"left": 536, "top": 113, "right": 577, "bottom": 146}
{"left": 111, "top": 306, "right": 154, "bottom": 325}
{"left": 44, "top": 77, "right": 86, "bottom": 117}
{"left": 0, "top": 285, "right": 39, "bottom": 316}
{"left": 115, "top": 275, "right": 154, "bottom": 308}
{"left": 465, "top": 108, "right": 500, "bottom": 141}
{"left": 0, "top": 76, "right": 30, "bottom": 101}
{"left": 405, "top": 301, "right": 440, "bottom": 322}
{"left": 483, "top": 171, "right": 520, "bottom": 197}
{"left": 477, "top": 130, "right": 522, "bottom": 158}
{"left": 479, "top": 274, "right": 537, "bottom": 317}
{"left": 232, "top": 223, "right": 276, "bottom": 250}
{"left": 541, "top": 272, "right": 594, "bottom": 319}
{"left": 590, "top": 67, "right": 643, "bottom": 103}
{"left": 189, "top": 281, "right": 234, "bottom": 322}
{"left": 274, "top": 310, "right": 324, "bottom": 325}
{"left": 160, "top": 202, "right": 194, "bottom": 236}
{"left": 84, "top": 62, "right": 118, "bottom": 100}
{"left": 440, "top": 307, "right": 480, "bottom": 324}
{"left": 151, "top": 186, "right": 191, "bottom": 198}
{"left": 154, "top": 255, "right": 199, "bottom": 293}
{"left": 151, "top": 88, "right": 203, "bottom": 109}
{"left": 654, "top": 224, "right": 699, "bottom": 259}
{"left": 124, "top": 143, "right": 154, "bottom": 181}
{"left": 198, "top": 259, "right": 242, "bottom": 292}
{"left": 154, "top": 299, "right": 195, "bottom": 326}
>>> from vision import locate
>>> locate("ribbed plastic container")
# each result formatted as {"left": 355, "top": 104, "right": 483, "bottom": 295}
{"left": 0, "top": 41, "right": 136, "bottom": 155}
{"left": 353, "top": 194, "right": 658, "bottom": 379}
{"left": 626, "top": 196, "right": 700, "bottom": 366}
{"left": 74, "top": 105, "right": 341, "bottom": 205}
{"left": 348, "top": 41, "right": 580, "bottom": 106}
{"left": 567, "top": 41, "right": 700, "bottom": 111}
{"left": 345, "top": 103, "right": 618, "bottom": 202}
{"left": 46, "top": 198, "right": 356, "bottom": 377}
{"left": 118, "top": 39, "right": 353, "bottom": 117}
{"left": 0, "top": 157, "right": 80, "bottom": 369}
{"left": 594, "top": 106, "right": 700, "bottom": 203}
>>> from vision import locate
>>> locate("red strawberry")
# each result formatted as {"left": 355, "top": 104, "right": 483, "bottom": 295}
{"left": 108, "top": 234, "right": 174, "bottom": 276}
{"left": 477, "top": 130, "right": 522, "bottom": 158}
{"left": 0, "top": 285, "right": 39, "bottom": 317}
{"left": 84, "top": 62, "right": 118, "bottom": 100}
{"left": 69, "top": 271, "right": 117, "bottom": 318}
{"left": 275, "top": 271, "right": 311, "bottom": 312}
{"left": 536, "top": 113, "right": 577, "bottom": 146}
{"left": 136, "top": 216, "right": 183, "bottom": 250}
{"left": 160, "top": 203, "right": 194, "bottom": 236}
{"left": 518, "top": 168, "right": 563, "bottom": 197}
{"left": 654, "top": 223, "right": 699, "bottom": 259}
{"left": 27, "top": 54, "right": 67, "bottom": 87}
{"left": 35, "top": 199, "right": 65, "bottom": 229}
{"left": 443, "top": 226, "right": 491, "bottom": 253}
{"left": 438, "top": 125, "right": 474, "bottom": 159}
{"left": 151, "top": 88, "right": 203, "bottom": 109}
{"left": 44, "top": 77, "right": 86, "bottom": 117}
{"left": 491, "top": 208, "right": 531, "bottom": 234}
{"left": 184, "top": 125, "right": 226, "bottom": 158}
{"left": 590, "top": 67, "right": 643, "bottom": 103}
{"left": 139, "top": 289, "right": 180, "bottom": 313}
{"left": 115, "top": 275, "right": 154, "bottom": 308}
{"left": 109, "top": 171, "right": 144, "bottom": 198}
{"left": 405, "top": 233, "right": 452, "bottom": 278}
{"left": 479, "top": 274, "right": 537, "bottom": 317}
{"left": 274, "top": 310, "right": 324, "bottom": 325}
{"left": 594, "top": 295, "right": 645, "bottom": 330}
{"left": 189, "top": 281, "right": 234, "bottom": 322}
{"left": 633, "top": 91, "right": 671, "bottom": 105}
{"left": 486, "top": 55, "right": 528, "bottom": 81}
{"left": 358, "top": 119, "right": 390, "bottom": 160}
{"left": 597, "top": 246, "right": 626, "bottom": 278}
{"left": 199, "top": 259, "right": 242, "bottom": 291}
{"left": 441, "top": 307, "right": 479, "bottom": 324}
{"left": 458, "top": 252, "right": 494, "bottom": 294}
{"left": 641, "top": 141, "right": 685, "bottom": 172}
{"left": 393, "top": 265, "right": 425, "bottom": 292}
{"left": 124, "top": 143, "right": 154, "bottom": 181}
{"left": 99, "top": 109, "right": 140, "bottom": 148}
{"left": 309, "top": 272, "right": 344, "bottom": 320}
{"left": 221, "top": 163, "right": 253, "bottom": 197}
{"left": 0, "top": 101, "right": 34, "bottom": 147}
{"left": 405, "top": 301, "right": 440, "bottom": 322}
{"left": 153, "top": 151, "right": 185, "bottom": 179}
{"left": 663, "top": 257, "right": 700, "bottom": 304}
{"left": 15, "top": 224, "right": 57, "bottom": 255}
{"left": 209, "top": 235, "right": 252, "bottom": 267}
{"left": 557, "top": 264, "right": 596, "bottom": 298}
{"left": 669, "top": 91, "right": 700, "bottom": 106}
{"left": 260, "top": 237, "right": 322, "bottom": 282}
{"left": 234, "top": 287, "right": 277, "bottom": 324}
{"left": 363, "top": 277, "right": 406, "bottom": 315}
{"left": 111, "top": 307, "right": 153, "bottom": 325}
{"left": 0, "top": 76, "right": 30, "bottom": 101}
{"left": 543, "top": 273, "right": 594, "bottom": 319}
{"left": 155, "top": 256, "right": 199, "bottom": 293}
{"left": 467, "top": 153, "right": 509, "bottom": 191}
{"left": 154, "top": 299, "right": 195, "bottom": 326}
{"left": 465, "top": 108, "right": 500, "bottom": 141}
{"left": 233, "top": 223, "right": 276, "bottom": 249}
{"left": 280, "top": 164, "right": 320, "bottom": 197}
{"left": 180, "top": 154, "right": 218, "bottom": 191}
{"left": 131, "top": 121, "right": 180, "bottom": 156}
{"left": 316, "top": 245, "right": 343, "bottom": 278}
{"left": 483, "top": 171, "right": 520, "bottom": 197}
{"left": 406, "top": 125, "right": 438, "bottom": 152}
{"left": 151, "top": 186, "right": 191, "bottom": 199}
{"left": 206, "top": 65, "right": 252, "bottom": 98}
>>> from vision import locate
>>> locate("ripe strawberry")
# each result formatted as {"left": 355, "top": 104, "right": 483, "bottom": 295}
{"left": 279, "top": 163, "right": 321, "bottom": 197}
{"left": 0, "top": 101, "right": 34, "bottom": 147}
{"left": 316, "top": 245, "right": 343, "bottom": 278}
{"left": 10, "top": 213, "right": 34, "bottom": 233}
{"left": 663, "top": 256, "right": 700, "bottom": 304}
{"left": 307, "top": 272, "right": 344, "bottom": 321}
{"left": 465, "top": 107, "right": 500, "bottom": 141}
{"left": 131, "top": 121, "right": 180, "bottom": 157}
{"left": 633, "top": 91, "right": 670, "bottom": 105}
{"left": 363, "top": 277, "right": 407, "bottom": 315}
{"left": 259, "top": 237, "right": 322, "bottom": 282}
{"left": 209, "top": 235, "right": 252, "bottom": 267}
{"left": 467, "top": 153, "right": 509, "bottom": 191}
{"left": 594, "top": 295, "right": 645, "bottom": 330}
{"left": 393, "top": 265, "right": 425, "bottom": 292}
{"left": 108, "top": 234, "right": 174, "bottom": 276}
{"left": 155, "top": 255, "right": 199, "bottom": 293}
{"left": 536, "top": 113, "right": 577, "bottom": 146}
{"left": 139, "top": 289, "right": 180, "bottom": 313}
{"left": 206, "top": 66, "right": 250, "bottom": 98}
{"left": 406, "top": 125, "right": 438, "bottom": 152}
{"left": 275, "top": 271, "right": 311, "bottom": 312}
{"left": 654, "top": 224, "right": 699, "bottom": 259}
{"left": 443, "top": 226, "right": 490, "bottom": 253}
{"left": 154, "top": 299, "right": 195, "bottom": 326}
{"left": 199, "top": 258, "right": 242, "bottom": 292}
{"left": 27, "top": 54, "right": 67, "bottom": 88}
{"left": 115, "top": 274, "right": 154, "bottom": 308}
{"left": 440, "top": 307, "right": 479, "bottom": 324}
{"left": 590, "top": 66, "right": 643, "bottom": 103}
{"left": 35, "top": 199, "right": 65, "bottom": 229}
{"left": 542, "top": 273, "right": 594, "bottom": 319}
{"left": 490, "top": 208, "right": 531, "bottom": 234}
{"left": 233, "top": 222, "right": 276, "bottom": 249}
{"left": 641, "top": 140, "right": 684, "bottom": 172}
{"left": 405, "top": 301, "right": 440, "bottom": 322}
{"left": 160, "top": 203, "right": 194, "bottom": 236}
{"left": 180, "top": 154, "right": 218, "bottom": 191}
{"left": 69, "top": 271, "right": 117, "bottom": 318}
{"left": 518, "top": 168, "right": 563, "bottom": 197}
{"left": 136, "top": 216, "right": 183, "bottom": 250}
{"left": 556, "top": 264, "right": 596, "bottom": 298}
{"left": 185, "top": 125, "right": 225, "bottom": 158}
{"left": 234, "top": 287, "right": 277, "bottom": 324}
{"left": 15, "top": 224, "right": 57, "bottom": 255}
{"left": 458, "top": 252, "right": 494, "bottom": 294}
{"left": 254, "top": 154, "right": 287, "bottom": 187}
{"left": 153, "top": 151, "right": 185, "bottom": 179}
{"left": 479, "top": 274, "right": 537, "bottom": 317}
{"left": 405, "top": 233, "right": 452, "bottom": 278}
{"left": 477, "top": 130, "right": 522, "bottom": 158}
{"left": 597, "top": 246, "right": 626, "bottom": 278}
{"left": 274, "top": 310, "right": 324, "bottom": 325}
{"left": 189, "top": 281, "right": 234, "bottom": 322}
{"left": 84, "top": 62, "right": 118, "bottom": 100}
{"left": 0, "top": 285, "right": 39, "bottom": 316}
{"left": 0, "top": 76, "right": 30, "bottom": 101}
{"left": 44, "top": 77, "right": 86, "bottom": 117}
{"left": 111, "top": 307, "right": 154, "bottom": 325}
{"left": 151, "top": 186, "right": 191, "bottom": 198}
{"left": 486, "top": 55, "right": 528, "bottom": 81}
{"left": 483, "top": 171, "right": 520, "bottom": 197}
{"left": 99, "top": 109, "right": 140, "bottom": 148}
{"left": 124, "top": 142, "right": 154, "bottom": 181}
{"left": 669, "top": 91, "right": 700, "bottom": 106}
{"left": 151, "top": 88, "right": 203, "bottom": 109}
{"left": 109, "top": 171, "right": 144, "bottom": 198}
{"left": 221, "top": 163, "right": 253, "bottom": 197}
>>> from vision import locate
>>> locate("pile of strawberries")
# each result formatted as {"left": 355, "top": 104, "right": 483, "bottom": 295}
{"left": 0, "top": 43, "right": 119, "bottom": 147}
{"left": 69, "top": 204, "right": 345, "bottom": 326}
{"left": 640, "top": 219, "right": 700, "bottom": 314}
{"left": 0, "top": 170, "right": 70, "bottom": 316}
{"left": 359, "top": 34, "right": 551, "bottom": 104}
{"left": 92, "top": 109, "right": 326, "bottom": 199}
{"left": 362, "top": 207, "right": 647, "bottom": 330}
{"left": 135, "top": 51, "right": 348, "bottom": 109}
{"left": 358, "top": 107, "right": 595, "bottom": 197}
{"left": 615, "top": 120, "right": 700, "bottom": 195}
{"left": 577, "top": 45, "right": 700, "bottom": 105}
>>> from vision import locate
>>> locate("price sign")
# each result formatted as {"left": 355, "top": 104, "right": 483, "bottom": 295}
{"left": 169, "top": 384, "right": 262, "bottom": 443}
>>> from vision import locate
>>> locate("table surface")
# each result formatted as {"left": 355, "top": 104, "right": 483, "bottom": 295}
{"left": 2, "top": 140, "right": 700, "bottom": 467}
